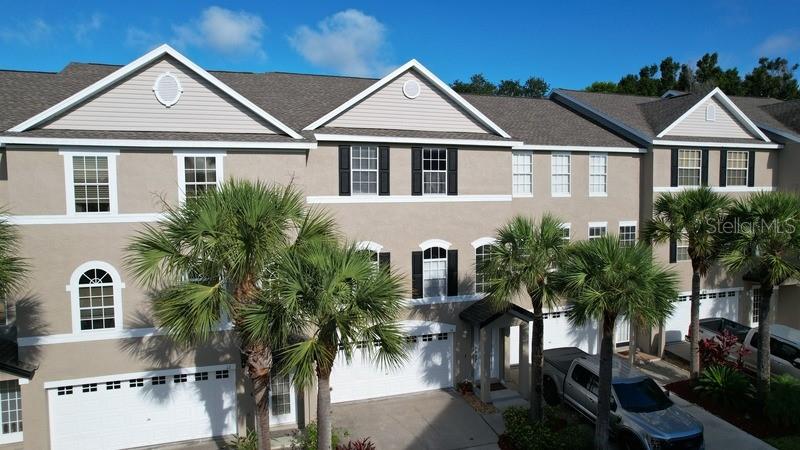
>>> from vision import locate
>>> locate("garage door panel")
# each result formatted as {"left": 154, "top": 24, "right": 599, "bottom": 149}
{"left": 664, "top": 290, "right": 740, "bottom": 343}
{"left": 331, "top": 334, "right": 453, "bottom": 403}
{"left": 510, "top": 314, "right": 600, "bottom": 365}
{"left": 48, "top": 367, "right": 237, "bottom": 450}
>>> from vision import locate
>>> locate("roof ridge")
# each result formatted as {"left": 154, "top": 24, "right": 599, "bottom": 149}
{"left": 0, "top": 68, "right": 58, "bottom": 75}
{"left": 462, "top": 92, "right": 551, "bottom": 101}
{"left": 265, "top": 71, "right": 379, "bottom": 81}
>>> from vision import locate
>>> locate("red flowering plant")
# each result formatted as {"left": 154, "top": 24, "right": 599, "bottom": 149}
{"left": 698, "top": 328, "right": 751, "bottom": 371}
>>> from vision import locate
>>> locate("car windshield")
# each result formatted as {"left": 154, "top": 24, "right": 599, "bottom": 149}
{"left": 612, "top": 379, "right": 672, "bottom": 413}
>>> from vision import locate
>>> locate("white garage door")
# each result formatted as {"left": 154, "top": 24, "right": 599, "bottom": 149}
{"left": 664, "top": 289, "right": 740, "bottom": 342}
{"left": 331, "top": 323, "right": 454, "bottom": 403}
{"left": 510, "top": 310, "right": 600, "bottom": 364}
{"left": 47, "top": 365, "right": 237, "bottom": 450}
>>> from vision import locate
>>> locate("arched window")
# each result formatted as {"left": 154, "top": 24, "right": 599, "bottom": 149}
{"left": 356, "top": 241, "right": 386, "bottom": 270}
{"left": 423, "top": 247, "right": 448, "bottom": 297}
{"left": 69, "top": 261, "right": 124, "bottom": 333}
{"left": 474, "top": 245, "right": 491, "bottom": 294}
{"left": 705, "top": 104, "right": 717, "bottom": 122}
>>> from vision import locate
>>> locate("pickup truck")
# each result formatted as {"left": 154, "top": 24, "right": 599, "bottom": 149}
{"left": 697, "top": 317, "right": 800, "bottom": 378}
{"left": 543, "top": 347, "right": 704, "bottom": 450}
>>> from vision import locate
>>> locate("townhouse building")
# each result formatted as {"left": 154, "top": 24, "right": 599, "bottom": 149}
{"left": 0, "top": 44, "right": 797, "bottom": 449}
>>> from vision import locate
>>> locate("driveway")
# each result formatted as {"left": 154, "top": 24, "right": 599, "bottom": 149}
{"left": 332, "top": 389, "right": 499, "bottom": 450}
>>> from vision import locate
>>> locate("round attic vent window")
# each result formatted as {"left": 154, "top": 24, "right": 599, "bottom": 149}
{"left": 153, "top": 72, "right": 183, "bottom": 107}
{"left": 402, "top": 79, "right": 421, "bottom": 99}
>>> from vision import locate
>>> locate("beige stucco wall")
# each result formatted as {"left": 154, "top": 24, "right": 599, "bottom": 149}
{"left": 5, "top": 149, "right": 66, "bottom": 215}
{"left": 650, "top": 146, "right": 778, "bottom": 188}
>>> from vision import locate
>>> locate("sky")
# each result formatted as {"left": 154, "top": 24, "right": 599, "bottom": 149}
{"left": 1, "top": 0, "right": 799, "bottom": 90}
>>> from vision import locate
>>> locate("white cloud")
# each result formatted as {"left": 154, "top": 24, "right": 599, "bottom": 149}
{"left": 125, "top": 27, "right": 162, "bottom": 51}
{"left": 171, "top": 6, "right": 266, "bottom": 58}
{"left": 74, "top": 13, "right": 104, "bottom": 43}
{"left": 756, "top": 31, "right": 800, "bottom": 57}
{"left": 289, "top": 9, "right": 393, "bottom": 77}
{"left": 0, "top": 18, "right": 52, "bottom": 45}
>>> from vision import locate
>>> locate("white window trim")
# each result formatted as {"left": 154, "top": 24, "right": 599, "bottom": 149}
{"left": 174, "top": 151, "right": 226, "bottom": 204}
{"left": 471, "top": 237, "right": 496, "bottom": 249}
{"left": 588, "top": 152, "right": 608, "bottom": 197}
{"left": 560, "top": 223, "right": 571, "bottom": 241}
{"left": 60, "top": 149, "right": 119, "bottom": 216}
{"left": 725, "top": 150, "right": 750, "bottom": 188}
{"left": 676, "top": 238, "right": 690, "bottom": 262}
{"left": 350, "top": 144, "right": 380, "bottom": 196}
{"left": 66, "top": 261, "right": 125, "bottom": 335}
{"left": 419, "top": 239, "right": 452, "bottom": 251}
{"left": 619, "top": 220, "right": 637, "bottom": 228}
{"left": 705, "top": 104, "right": 716, "bottom": 122}
{"left": 511, "top": 150, "right": 534, "bottom": 198}
{"left": 356, "top": 241, "right": 383, "bottom": 253}
{"left": 677, "top": 149, "right": 702, "bottom": 188}
{"left": 422, "top": 147, "right": 448, "bottom": 196}
{"left": 588, "top": 221, "right": 608, "bottom": 239}
{"left": 550, "top": 152, "right": 571, "bottom": 197}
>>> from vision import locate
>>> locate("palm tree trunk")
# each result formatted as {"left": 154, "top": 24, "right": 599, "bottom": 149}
{"left": 244, "top": 346, "right": 273, "bottom": 450}
{"left": 317, "top": 371, "right": 333, "bottom": 450}
{"left": 595, "top": 311, "right": 615, "bottom": 450}
{"left": 254, "top": 375, "right": 272, "bottom": 450}
{"left": 756, "top": 284, "right": 773, "bottom": 403}
{"left": 689, "top": 265, "right": 701, "bottom": 379}
{"left": 529, "top": 293, "right": 545, "bottom": 422}
{"left": 628, "top": 319, "right": 636, "bottom": 366}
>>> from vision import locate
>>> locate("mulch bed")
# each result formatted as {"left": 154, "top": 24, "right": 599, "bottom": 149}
{"left": 665, "top": 379, "right": 795, "bottom": 439}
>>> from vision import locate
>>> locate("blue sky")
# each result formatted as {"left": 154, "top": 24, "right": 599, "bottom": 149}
{"left": 1, "top": 0, "right": 799, "bottom": 89}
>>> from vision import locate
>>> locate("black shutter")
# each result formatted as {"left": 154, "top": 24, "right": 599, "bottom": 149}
{"left": 670, "top": 148, "right": 679, "bottom": 187}
{"left": 411, "top": 251, "right": 423, "bottom": 298}
{"left": 411, "top": 146, "right": 422, "bottom": 196}
{"left": 669, "top": 239, "right": 677, "bottom": 263}
{"left": 701, "top": 149, "right": 709, "bottom": 186}
{"left": 447, "top": 249, "right": 458, "bottom": 296}
{"left": 447, "top": 148, "right": 458, "bottom": 196}
{"left": 338, "top": 144, "right": 351, "bottom": 196}
{"left": 719, "top": 149, "right": 728, "bottom": 187}
{"left": 379, "top": 145, "right": 390, "bottom": 196}
{"left": 379, "top": 252, "right": 390, "bottom": 269}
{"left": 748, "top": 151, "right": 756, "bottom": 187}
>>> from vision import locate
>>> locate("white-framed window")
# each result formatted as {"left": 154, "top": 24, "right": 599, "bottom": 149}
{"left": 706, "top": 104, "right": 717, "bottom": 122}
{"left": 726, "top": 151, "right": 749, "bottom": 187}
{"left": 588, "top": 222, "right": 607, "bottom": 240}
{"left": 676, "top": 239, "right": 690, "bottom": 261}
{"left": 356, "top": 241, "right": 383, "bottom": 270}
{"left": 551, "top": 152, "right": 571, "bottom": 197}
{"left": 589, "top": 153, "right": 608, "bottom": 196}
{"left": 351, "top": 145, "right": 379, "bottom": 195}
{"left": 0, "top": 380, "right": 22, "bottom": 441}
{"left": 512, "top": 151, "right": 533, "bottom": 196}
{"left": 678, "top": 149, "right": 701, "bottom": 187}
{"left": 474, "top": 244, "right": 491, "bottom": 294}
{"left": 752, "top": 288, "right": 762, "bottom": 325}
{"left": 67, "top": 261, "right": 124, "bottom": 333}
{"left": 175, "top": 151, "right": 225, "bottom": 204}
{"left": 423, "top": 247, "right": 448, "bottom": 297}
{"left": 61, "top": 150, "right": 118, "bottom": 215}
{"left": 560, "top": 223, "right": 571, "bottom": 242}
{"left": 619, "top": 221, "right": 637, "bottom": 247}
{"left": 422, "top": 148, "right": 447, "bottom": 195}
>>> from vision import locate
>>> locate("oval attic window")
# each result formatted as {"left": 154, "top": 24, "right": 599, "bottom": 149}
{"left": 402, "top": 79, "right": 421, "bottom": 99}
{"left": 153, "top": 72, "right": 183, "bottom": 107}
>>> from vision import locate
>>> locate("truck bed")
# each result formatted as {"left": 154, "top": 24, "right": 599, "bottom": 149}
{"left": 543, "top": 347, "right": 590, "bottom": 374}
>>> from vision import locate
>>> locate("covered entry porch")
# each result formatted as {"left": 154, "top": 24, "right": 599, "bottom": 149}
{"left": 460, "top": 299, "right": 535, "bottom": 404}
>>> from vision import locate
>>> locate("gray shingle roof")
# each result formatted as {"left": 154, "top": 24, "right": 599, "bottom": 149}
{"left": 459, "top": 297, "right": 535, "bottom": 328}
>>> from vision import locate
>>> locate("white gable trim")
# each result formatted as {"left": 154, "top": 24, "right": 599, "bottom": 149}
{"left": 651, "top": 139, "right": 781, "bottom": 149}
{"left": 314, "top": 133, "right": 520, "bottom": 148}
{"left": 0, "top": 136, "right": 315, "bottom": 150}
{"left": 655, "top": 88, "right": 770, "bottom": 142}
{"left": 10, "top": 44, "right": 303, "bottom": 140}
{"left": 304, "top": 59, "right": 512, "bottom": 138}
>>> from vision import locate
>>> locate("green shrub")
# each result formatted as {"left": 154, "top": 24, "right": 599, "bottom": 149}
{"left": 694, "top": 365, "right": 753, "bottom": 409}
{"left": 501, "top": 406, "right": 591, "bottom": 450}
{"left": 335, "top": 437, "right": 376, "bottom": 450}
{"left": 228, "top": 429, "right": 258, "bottom": 450}
{"left": 291, "top": 422, "right": 348, "bottom": 450}
{"left": 766, "top": 375, "right": 800, "bottom": 428}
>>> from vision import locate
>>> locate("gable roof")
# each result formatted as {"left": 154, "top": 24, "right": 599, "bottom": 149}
{"left": 303, "top": 59, "right": 512, "bottom": 138}
{"left": 9, "top": 44, "right": 303, "bottom": 139}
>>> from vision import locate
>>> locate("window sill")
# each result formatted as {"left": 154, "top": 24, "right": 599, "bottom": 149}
{"left": 512, "top": 193, "right": 534, "bottom": 198}
{"left": 405, "top": 293, "right": 485, "bottom": 306}
{"left": 0, "top": 431, "right": 22, "bottom": 445}
{"left": 589, "top": 193, "right": 608, "bottom": 198}
{"left": 551, "top": 193, "right": 571, "bottom": 198}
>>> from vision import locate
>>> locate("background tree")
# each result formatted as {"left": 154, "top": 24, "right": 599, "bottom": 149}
{"left": 125, "top": 180, "right": 336, "bottom": 450}
{"left": 557, "top": 236, "right": 677, "bottom": 450}
{"left": 479, "top": 214, "right": 567, "bottom": 422}
{"left": 643, "top": 187, "right": 730, "bottom": 379}
{"left": 242, "top": 240, "right": 406, "bottom": 450}
{"left": 0, "top": 212, "right": 28, "bottom": 303}
{"left": 720, "top": 192, "right": 800, "bottom": 401}
{"left": 586, "top": 81, "right": 617, "bottom": 93}
{"left": 452, "top": 74, "right": 549, "bottom": 97}
{"left": 743, "top": 57, "right": 800, "bottom": 100}
{"left": 451, "top": 73, "right": 497, "bottom": 95}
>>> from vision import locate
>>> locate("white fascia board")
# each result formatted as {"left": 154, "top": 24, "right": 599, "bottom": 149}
{"left": 655, "top": 88, "right": 771, "bottom": 142}
{"left": 651, "top": 139, "right": 781, "bottom": 149}
{"left": 314, "top": 133, "right": 521, "bottom": 148}
{"left": 0, "top": 136, "right": 314, "bottom": 150}
{"left": 306, "top": 194, "right": 511, "bottom": 204}
{"left": 304, "top": 59, "right": 512, "bottom": 138}
{"left": 653, "top": 186, "right": 776, "bottom": 193}
{"left": 9, "top": 44, "right": 303, "bottom": 139}
{"left": 513, "top": 144, "right": 646, "bottom": 153}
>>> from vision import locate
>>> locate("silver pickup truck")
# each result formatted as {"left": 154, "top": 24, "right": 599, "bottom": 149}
{"left": 543, "top": 347, "right": 704, "bottom": 450}
{"left": 697, "top": 317, "right": 800, "bottom": 378}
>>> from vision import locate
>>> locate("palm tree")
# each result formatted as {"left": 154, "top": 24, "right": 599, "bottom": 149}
{"left": 124, "top": 180, "right": 336, "bottom": 450}
{"left": 479, "top": 214, "right": 568, "bottom": 422}
{"left": 643, "top": 186, "right": 730, "bottom": 379}
{"left": 0, "top": 212, "right": 28, "bottom": 303}
{"left": 556, "top": 235, "right": 677, "bottom": 450}
{"left": 242, "top": 240, "right": 406, "bottom": 450}
{"left": 720, "top": 191, "right": 800, "bottom": 401}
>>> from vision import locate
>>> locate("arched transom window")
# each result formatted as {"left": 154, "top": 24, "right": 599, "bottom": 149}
{"left": 78, "top": 269, "right": 116, "bottom": 330}
{"left": 423, "top": 247, "right": 448, "bottom": 297}
{"left": 474, "top": 245, "right": 491, "bottom": 294}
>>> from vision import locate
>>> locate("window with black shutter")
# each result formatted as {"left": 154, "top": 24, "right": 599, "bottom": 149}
{"left": 719, "top": 149, "right": 728, "bottom": 187}
{"left": 447, "top": 249, "right": 458, "bottom": 296}
{"left": 338, "top": 144, "right": 351, "bottom": 196}
{"left": 447, "top": 148, "right": 458, "bottom": 195}
{"left": 411, "top": 146, "right": 422, "bottom": 196}
{"left": 379, "top": 145, "right": 390, "bottom": 195}
{"left": 411, "top": 251, "right": 423, "bottom": 298}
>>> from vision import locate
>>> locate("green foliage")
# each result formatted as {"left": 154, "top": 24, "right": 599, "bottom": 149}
{"left": 585, "top": 81, "right": 617, "bottom": 93}
{"left": 452, "top": 74, "right": 550, "bottom": 97}
{"left": 0, "top": 212, "right": 28, "bottom": 300}
{"left": 291, "top": 422, "right": 347, "bottom": 450}
{"left": 743, "top": 57, "right": 800, "bottom": 101}
{"left": 227, "top": 430, "right": 258, "bottom": 450}
{"left": 335, "top": 438, "right": 376, "bottom": 450}
{"left": 451, "top": 73, "right": 497, "bottom": 95}
{"left": 765, "top": 375, "right": 800, "bottom": 427}
{"left": 502, "top": 406, "right": 592, "bottom": 450}
{"left": 694, "top": 365, "right": 754, "bottom": 408}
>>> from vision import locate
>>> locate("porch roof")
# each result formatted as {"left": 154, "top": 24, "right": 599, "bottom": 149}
{"left": 459, "top": 298, "right": 534, "bottom": 328}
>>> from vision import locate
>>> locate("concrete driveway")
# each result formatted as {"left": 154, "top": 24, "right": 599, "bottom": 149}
{"left": 332, "top": 389, "right": 499, "bottom": 450}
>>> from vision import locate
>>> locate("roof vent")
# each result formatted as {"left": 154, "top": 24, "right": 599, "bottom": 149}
{"left": 153, "top": 72, "right": 183, "bottom": 107}
{"left": 402, "top": 79, "right": 421, "bottom": 99}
